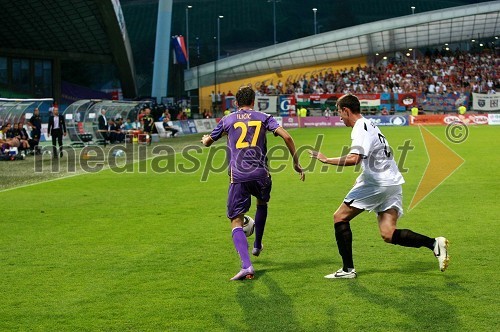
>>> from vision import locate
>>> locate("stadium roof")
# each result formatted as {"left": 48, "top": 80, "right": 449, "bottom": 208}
{"left": 0, "top": 0, "right": 137, "bottom": 98}
{"left": 185, "top": 1, "right": 500, "bottom": 90}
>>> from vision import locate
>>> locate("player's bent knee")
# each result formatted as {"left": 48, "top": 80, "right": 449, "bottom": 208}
{"left": 230, "top": 214, "right": 245, "bottom": 228}
{"left": 333, "top": 211, "right": 347, "bottom": 223}
{"left": 381, "top": 234, "right": 392, "bottom": 243}
{"left": 380, "top": 231, "right": 393, "bottom": 243}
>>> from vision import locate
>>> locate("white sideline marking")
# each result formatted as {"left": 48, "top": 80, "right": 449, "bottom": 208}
{"left": 0, "top": 150, "right": 183, "bottom": 193}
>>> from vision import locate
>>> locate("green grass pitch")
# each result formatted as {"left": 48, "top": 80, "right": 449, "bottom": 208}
{"left": 0, "top": 125, "right": 498, "bottom": 330}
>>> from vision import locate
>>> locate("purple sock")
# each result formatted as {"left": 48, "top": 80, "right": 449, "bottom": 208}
{"left": 254, "top": 204, "right": 268, "bottom": 249}
{"left": 232, "top": 227, "right": 252, "bottom": 269}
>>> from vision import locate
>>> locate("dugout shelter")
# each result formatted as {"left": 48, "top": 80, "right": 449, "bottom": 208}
{"left": 0, "top": 98, "right": 54, "bottom": 126}
{"left": 63, "top": 99, "right": 143, "bottom": 145}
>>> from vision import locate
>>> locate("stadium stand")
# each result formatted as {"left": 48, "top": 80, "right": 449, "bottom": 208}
{"left": 250, "top": 50, "right": 499, "bottom": 96}
{"left": 0, "top": 0, "right": 137, "bottom": 102}
{"left": 183, "top": 2, "right": 499, "bottom": 113}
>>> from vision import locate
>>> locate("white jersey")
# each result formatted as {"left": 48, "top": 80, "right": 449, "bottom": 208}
{"left": 349, "top": 117, "right": 404, "bottom": 186}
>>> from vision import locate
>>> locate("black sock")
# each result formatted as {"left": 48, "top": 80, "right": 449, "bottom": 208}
{"left": 391, "top": 229, "right": 435, "bottom": 250}
{"left": 254, "top": 204, "right": 267, "bottom": 249}
{"left": 334, "top": 222, "right": 354, "bottom": 271}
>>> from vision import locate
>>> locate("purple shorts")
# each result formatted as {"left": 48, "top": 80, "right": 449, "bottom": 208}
{"left": 227, "top": 177, "right": 272, "bottom": 219}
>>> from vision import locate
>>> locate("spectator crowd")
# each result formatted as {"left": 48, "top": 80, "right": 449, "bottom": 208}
{"left": 220, "top": 49, "right": 499, "bottom": 97}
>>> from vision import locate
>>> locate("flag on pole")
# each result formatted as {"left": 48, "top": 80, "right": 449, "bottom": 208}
{"left": 172, "top": 35, "right": 188, "bottom": 65}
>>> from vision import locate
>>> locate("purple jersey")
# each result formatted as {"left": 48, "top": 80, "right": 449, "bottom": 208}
{"left": 209, "top": 109, "right": 280, "bottom": 183}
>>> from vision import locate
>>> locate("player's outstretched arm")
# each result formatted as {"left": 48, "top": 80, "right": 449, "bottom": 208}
{"left": 308, "top": 150, "right": 362, "bottom": 166}
{"left": 275, "top": 127, "right": 305, "bottom": 181}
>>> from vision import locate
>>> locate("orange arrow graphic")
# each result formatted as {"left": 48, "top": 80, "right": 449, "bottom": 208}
{"left": 408, "top": 126, "right": 465, "bottom": 211}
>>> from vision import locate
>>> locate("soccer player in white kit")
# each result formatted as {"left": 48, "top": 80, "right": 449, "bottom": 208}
{"left": 309, "top": 94, "right": 449, "bottom": 278}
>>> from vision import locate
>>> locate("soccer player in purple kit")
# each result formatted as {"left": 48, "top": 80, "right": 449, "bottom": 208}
{"left": 201, "top": 86, "right": 305, "bottom": 280}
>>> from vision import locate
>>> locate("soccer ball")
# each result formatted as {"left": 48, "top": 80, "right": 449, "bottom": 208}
{"left": 243, "top": 215, "right": 255, "bottom": 237}
{"left": 112, "top": 149, "right": 125, "bottom": 157}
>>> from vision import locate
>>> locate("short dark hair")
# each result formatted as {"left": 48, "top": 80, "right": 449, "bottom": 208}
{"left": 236, "top": 86, "right": 255, "bottom": 108}
{"left": 337, "top": 94, "right": 360, "bottom": 114}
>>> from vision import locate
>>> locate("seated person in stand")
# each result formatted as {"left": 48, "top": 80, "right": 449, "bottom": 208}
{"left": 159, "top": 110, "right": 172, "bottom": 121}
{"left": 202, "top": 109, "right": 213, "bottom": 118}
{"left": 109, "top": 119, "right": 125, "bottom": 143}
{"left": 162, "top": 117, "right": 179, "bottom": 137}
{"left": 123, "top": 118, "right": 135, "bottom": 132}
{"left": 0, "top": 124, "right": 10, "bottom": 153}
{"left": 0, "top": 123, "right": 21, "bottom": 152}
{"left": 176, "top": 111, "right": 188, "bottom": 120}
{"left": 133, "top": 119, "right": 142, "bottom": 130}
{"left": 18, "top": 122, "right": 37, "bottom": 151}
{"left": 2, "top": 122, "right": 21, "bottom": 148}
